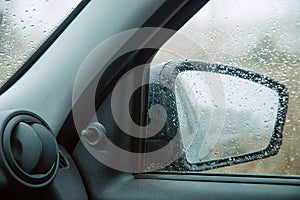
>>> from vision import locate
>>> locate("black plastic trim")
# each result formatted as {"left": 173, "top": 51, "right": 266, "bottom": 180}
{"left": 57, "top": 0, "right": 210, "bottom": 154}
{"left": 136, "top": 173, "right": 300, "bottom": 186}
{"left": 0, "top": 110, "right": 59, "bottom": 188}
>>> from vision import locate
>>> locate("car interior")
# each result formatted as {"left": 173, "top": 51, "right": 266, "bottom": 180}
{"left": 0, "top": 0, "right": 299, "bottom": 199}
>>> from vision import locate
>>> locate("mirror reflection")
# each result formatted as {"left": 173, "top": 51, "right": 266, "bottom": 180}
{"left": 175, "top": 71, "right": 279, "bottom": 163}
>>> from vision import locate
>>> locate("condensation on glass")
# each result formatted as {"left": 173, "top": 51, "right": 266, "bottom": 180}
{"left": 0, "top": 0, "right": 82, "bottom": 87}
{"left": 152, "top": 0, "right": 300, "bottom": 175}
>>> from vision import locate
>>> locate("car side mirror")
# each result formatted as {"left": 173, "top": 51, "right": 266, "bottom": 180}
{"left": 147, "top": 60, "right": 288, "bottom": 171}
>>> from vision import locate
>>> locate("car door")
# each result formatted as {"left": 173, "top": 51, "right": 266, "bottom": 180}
{"left": 0, "top": 0, "right": 299, "bottom": 199}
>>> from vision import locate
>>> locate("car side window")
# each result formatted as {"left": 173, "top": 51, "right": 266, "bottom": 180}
{"left": 149, "top": 0, "right": 300, "bottom": 175}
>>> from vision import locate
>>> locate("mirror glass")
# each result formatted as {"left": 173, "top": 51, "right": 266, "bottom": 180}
{"left": 175, "top": 71, "right": 279, "bottom": 163}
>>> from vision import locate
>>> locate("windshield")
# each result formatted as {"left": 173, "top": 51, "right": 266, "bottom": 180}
{"left": 0, "top": 0, "right": 82, "bottom": 88}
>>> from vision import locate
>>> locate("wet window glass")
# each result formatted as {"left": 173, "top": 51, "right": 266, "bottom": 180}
{"left": 151, "top": 0, "right": 300, "bottom": 175}
{"left": 0, "top": 0, "right": 82, "bottom": 88}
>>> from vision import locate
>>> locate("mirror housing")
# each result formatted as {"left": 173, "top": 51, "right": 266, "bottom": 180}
{"left": 147, "top": 60, "right": 288, "bottom": 171}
